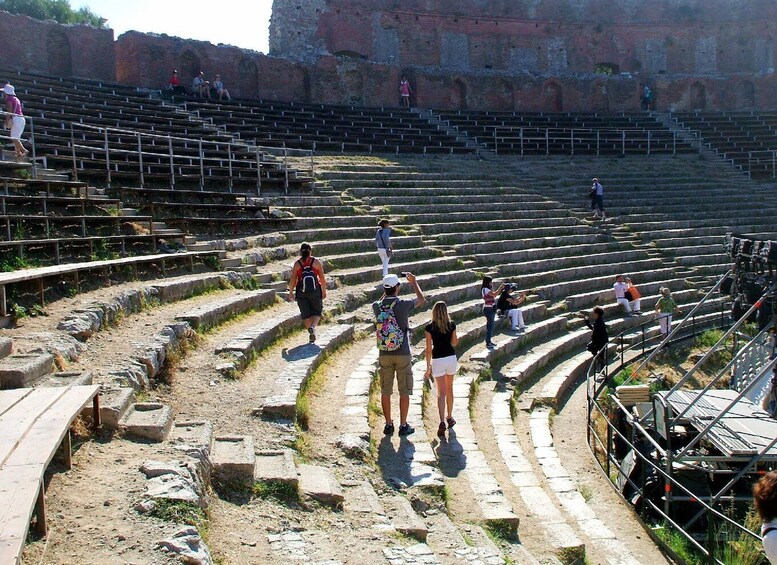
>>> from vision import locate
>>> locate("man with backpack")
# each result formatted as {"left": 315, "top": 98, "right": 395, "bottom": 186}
{"left": 288, "top": 242, "right": 327, "bottom": 343}
{"left": 373, "top": 272, "right": 425, "bottom": 437}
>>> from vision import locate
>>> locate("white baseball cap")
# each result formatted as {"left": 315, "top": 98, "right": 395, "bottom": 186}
{"left": 382, "top": 274, "right": 400, "bottom": 288}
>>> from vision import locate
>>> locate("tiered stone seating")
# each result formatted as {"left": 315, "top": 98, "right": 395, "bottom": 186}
{"left": 436, "top": 111, "right": 696, "bottom": 155}
{"left": 185, "top": 99, "right": 474, "bottom": 155}
{"left": 673, "top": 111, "right": 777, "bottom": 175}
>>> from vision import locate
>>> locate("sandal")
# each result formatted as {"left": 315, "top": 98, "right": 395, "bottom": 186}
{"left": 446, "top": 417, "right": 456, "bottom": 429}
{"left": 437, "top": 422, "right": 446, "bottom": 438}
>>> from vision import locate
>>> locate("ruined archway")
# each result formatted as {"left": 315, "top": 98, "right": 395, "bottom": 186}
{"left": 180, "top": 51, "right": 201, "bottom": 86}
{"left": 343, "top": 70, "right": 364, "bottom": 104}
{"left": 46, "top": 28, "right": 72, "bottom": 77}
{"left": 543, "top": 82, "right": 563, "bottom": 112}
{"left": 452, "top": 79, "right": 467, "bottom": 110}
{"left": 736, "top": 81, "right": 755, "bottom": 109}
{"left": 238, "top": 58, "right": 258, "bottom": 98}
{"left": 690, "top": 82, "right": 706, "bottom": 110}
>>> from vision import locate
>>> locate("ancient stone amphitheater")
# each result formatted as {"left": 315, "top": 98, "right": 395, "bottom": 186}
{"left": 1, "top": 66, "right": 776, "bottom": 565}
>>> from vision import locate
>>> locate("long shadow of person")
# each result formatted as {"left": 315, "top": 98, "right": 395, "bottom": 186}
{"left": 282, "top": 342, "right": 321, "bottom": 361}
{"left": 434, "top": 427, "right": 467, "bottom": 478}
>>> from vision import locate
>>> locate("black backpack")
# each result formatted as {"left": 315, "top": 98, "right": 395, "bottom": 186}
{"left": 296, "top": 257, "right": 319, "bottom": 294}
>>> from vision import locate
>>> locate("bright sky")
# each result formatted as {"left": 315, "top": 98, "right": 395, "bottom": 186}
{"left": 74, "top": 0, "right": 272, "bottom": 53}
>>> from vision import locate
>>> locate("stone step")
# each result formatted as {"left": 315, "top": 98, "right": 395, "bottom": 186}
{"left": 310, "top": 234, "right": 425, "bottom": 256}
{"left": 336, "top": 348, "right": 377, "bottom": 458}
{"left": 293, "top": 215, "right": 378, "bottom": 229}
{"left": 282, "top": 225, "right": 381, "bottom": 244}
{"left": 220, "top": 257, "right": 243, "bottom": 268}
{"left": 89, "top": 387, "right": 135, "bottom": 428}
{"left": 261, "top": 324, "right": 355, "bottom": 419}
{"left": 150, "top": 273, "right": 225, "bottom": 302}
{"left": 471, "top": 316, "right": 568, "bottom": 365}
{"left": 491, "top": 390, "right": 585, "bottom": 562}
{"left": 0, "top": 353, "right": 55, "bottom": 388}
{"left": 297, "top": 464, "right": 344, "bottom": 508}
{"left": 479, "top": 240, "right": 627, "bottom": 267}
{"left": 563, "top": 278, "right": 696, "bottom": 312}
{"left": 377, "top": 200, "right": 558, "bottom": 215}
{"left": 530, "top": 409, "right": 640, "bottom": 564}
{"left": 174, "top": 289, "right": 276, "bottom": 330}
{"left": 324, "top": 247, "right": 440, "bottom": 272}
{"left": 212, "top": 435, "right": 255, "bottom": 483}
{"left": 334, "top": 256, "right": 465, "bottom": 286}
{"left": 359, "top": 192, "right": 549, "bottom": 206}
{"left": 416, "top": 215, "right": 580, "bottom": 235}
{"left": 385, "top": 493, "right": 428, "bottom": 542}
{"left": 253, "top": 449, "right": 298, "bottom": 488}
{"left": 119, "top": 402, "right": 174, "bottom": 442}
{"left": 168, "top": 420, "right": 214, "bottom": 456}
{"left": 446, "top": 368, "right": 519, "bottom": 536}
{"left": 34, "top": 370, "right": 92, "bottom": 388}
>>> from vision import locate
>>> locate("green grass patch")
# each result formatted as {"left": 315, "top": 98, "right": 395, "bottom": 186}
{"left": 653, "top": 523, "right": 705, "bottom": 565}
{"left": 252, "top": 480, "right": 300, "bottom": 504}
{"left": 485, "top": 519, "right": 517, "bottom": 542}
{"left": 468, "top": 377, "right": 480, "bottom": 420}
{"left": 149, "top": 499, "right": 208, "bottom": 536}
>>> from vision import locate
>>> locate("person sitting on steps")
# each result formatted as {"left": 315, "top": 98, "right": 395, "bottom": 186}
{"left": 496, "top": 285, "right": 528, "bottom": 332}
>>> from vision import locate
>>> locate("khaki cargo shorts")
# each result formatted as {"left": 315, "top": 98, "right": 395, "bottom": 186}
{"left": 378, "top": 354, "right": 413, "bottom": 396}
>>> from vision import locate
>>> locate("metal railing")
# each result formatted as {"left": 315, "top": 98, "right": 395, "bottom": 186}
{"left": 492, "top": 126, "right": 678, "bottom": 156}
{"left": 66, "top": 122, "right": 314, "bottom": 194}
{"left": 586, "top": 273, "right": 777, "bottom": 563}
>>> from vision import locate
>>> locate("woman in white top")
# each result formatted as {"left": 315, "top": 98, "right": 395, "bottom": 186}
{"left": 375, "top": 218, "right": 393, "bottom": 277}
{"left": 754, "top": 471, "right": 777, "bottom": 563}
{"left": 481, "top": 276, "right": 505, "bottom": 349}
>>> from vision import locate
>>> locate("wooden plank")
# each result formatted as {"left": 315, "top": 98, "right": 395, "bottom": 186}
{"left": 0, "top": 389, "right": 33, "bottom": 418}
{"left": 0, "top": 463, "right": 43, "bottom": 564}
{"left": 0, "top": 387, "right": 69, "bottom": 467}
{"left": 4, "top": 386, "right": 99, "bottom": 470}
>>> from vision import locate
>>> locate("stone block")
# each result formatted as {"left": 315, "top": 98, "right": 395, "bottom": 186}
{"left": 151, "top": 274, "right": 222, "bottom": 302}
{"left": 85, "top": 387, "right": 134, "bottom": 428}
{"left": 0, "top": 337, "right": 13, "bottom": 359}
{"left": 175, "top": 290, "right": 275, "bottom": 330}
{"left": 120, "top": 402, "right": 174, "bottom": 442}
{"left": 298, "top": 464, "right": 344, "bottom": 508}
{"left": 253, "top": 449, "right": 298, "bottom": 488}
{"left": 211, "top": 435, "right": 255, "bottom": 483}
{"left": 389, "top": 494, "right": 428, "bottom": 542}
{"left": 0, "top": 353, "right": 55, "bottom": 388}
{"left": 35, "top": 371, "right": 92, "bottom": 388}
{"left": 169, "top": 420, "right": 214, "bottom": 455}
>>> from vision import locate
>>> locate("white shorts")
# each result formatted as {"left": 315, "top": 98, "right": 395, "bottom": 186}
{"left": 10, "top": 116, "right": 25, "bottom": 140}
{"left": 431, "top": 354, "right": 457, "bottom": 378}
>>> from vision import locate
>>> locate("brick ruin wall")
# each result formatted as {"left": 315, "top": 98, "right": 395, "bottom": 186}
{"left": 0, "top": 10, "right": 115, "bottom": 82}
{"left": 1, "top": 2, "right": 777, "bottom": 111}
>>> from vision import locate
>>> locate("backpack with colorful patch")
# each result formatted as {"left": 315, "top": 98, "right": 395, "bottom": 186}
{"left": 376, "top": 298, "right": 404, "bottom": 352}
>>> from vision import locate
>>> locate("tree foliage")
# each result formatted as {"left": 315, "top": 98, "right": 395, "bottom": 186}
{"left": 0, "top": 0, "right": 106, "bottom": 28}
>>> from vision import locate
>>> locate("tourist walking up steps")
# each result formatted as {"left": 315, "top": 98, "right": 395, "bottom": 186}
{"left": 753, "top": 471, "right": 777, "bottom": 563}
{"left": 375, "top": 218, "right": 393, "bottom": 277}
{"left": 654, "top": 287, "right": 679, "bottom": 336}
{"left": 482, "top": 276, "right": 506, "bottom": 349}
{"left": 288, "top": 242, "right": 327, "bottom": 343}
{"left": 3, "top": 84, "right": 27, "bottom": 158}
{"left": 374, "top": 272, "right": 425, "bottom": 437}
{"left": 590, "top": 177, "right": 605, "bottom": 220}
{"left": 424, "top": 301, "right": 459, "bottom": 438}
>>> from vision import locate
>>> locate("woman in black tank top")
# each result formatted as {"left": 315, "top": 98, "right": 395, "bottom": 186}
{"left": 424, "top": 301, "right": 459, "bottom": 438}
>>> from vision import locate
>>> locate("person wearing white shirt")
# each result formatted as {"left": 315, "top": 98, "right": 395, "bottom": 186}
{"left": 613, "top": 274, "right": 639, "bottom": 315}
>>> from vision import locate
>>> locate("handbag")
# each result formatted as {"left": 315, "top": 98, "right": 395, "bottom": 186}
{"left": 624, "top": 289, "right": 634, "bottom": 301}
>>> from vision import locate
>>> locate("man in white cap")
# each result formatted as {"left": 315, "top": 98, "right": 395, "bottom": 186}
{"left": 3, "top": 84, "right": 27, "bottom": 157}
{"left": 373, "top": 272, "right": 425, "bottom": 436}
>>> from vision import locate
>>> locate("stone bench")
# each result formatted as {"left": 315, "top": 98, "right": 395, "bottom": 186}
{"left": 175, "top": 289, "right": 275, "bottom": 330}
{"left": 0, "top": 385, "right": 100, "bottom": 564}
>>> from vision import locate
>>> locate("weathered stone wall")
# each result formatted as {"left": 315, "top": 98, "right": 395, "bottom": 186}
{"left": 0, "top": 9, "right": 115, "bottom": 81}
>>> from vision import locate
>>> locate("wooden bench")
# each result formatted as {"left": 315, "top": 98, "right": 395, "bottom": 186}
{"left": 0, "top": 385, "right": 100, "bottom": 564}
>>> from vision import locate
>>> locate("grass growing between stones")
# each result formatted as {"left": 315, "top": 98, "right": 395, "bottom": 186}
{"left": 484, "top": 519, "right": 517, "bottom": 543}
{"left": 149, "top": 499, "right": 208, "bottom": 538}
{"left": 468, "top": 376, "right": 480, "bottom": 421}
{"left": 252, "top": 480, "right": 300, "bottom": 505}
{"left": 652, "top": 523, "right": 705, "bottom": 565}
{"left": 156, "top": 332, "right": 202, "bottom": 386}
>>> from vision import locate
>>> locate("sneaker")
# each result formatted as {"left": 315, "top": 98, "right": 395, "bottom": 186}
{"left": 398, "top": 423, "right": 415, "bottom": 437}
{"left": 437, "top": 422, "right": 446, "bottom": 438}
{"left": 383, "top": 422, "right": 395, "bottom": 436}
{"left": 308, "top": 327, "right": 316, "bottom": 343}
{"left": 446, "top": 417, "right": 456, "bottom": 429}
{"left": 486, "top": 342, "right": 496, "bottom": 349}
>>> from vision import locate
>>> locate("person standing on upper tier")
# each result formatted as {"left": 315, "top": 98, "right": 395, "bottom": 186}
{"left": 399, "top": 76, "right": 412, "bottom": 107}
{"left": 481, "top": 276, "right": 506, "bottom": 349}
{"left": 375, "top": 218, "right": 393, "bottom": 277}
